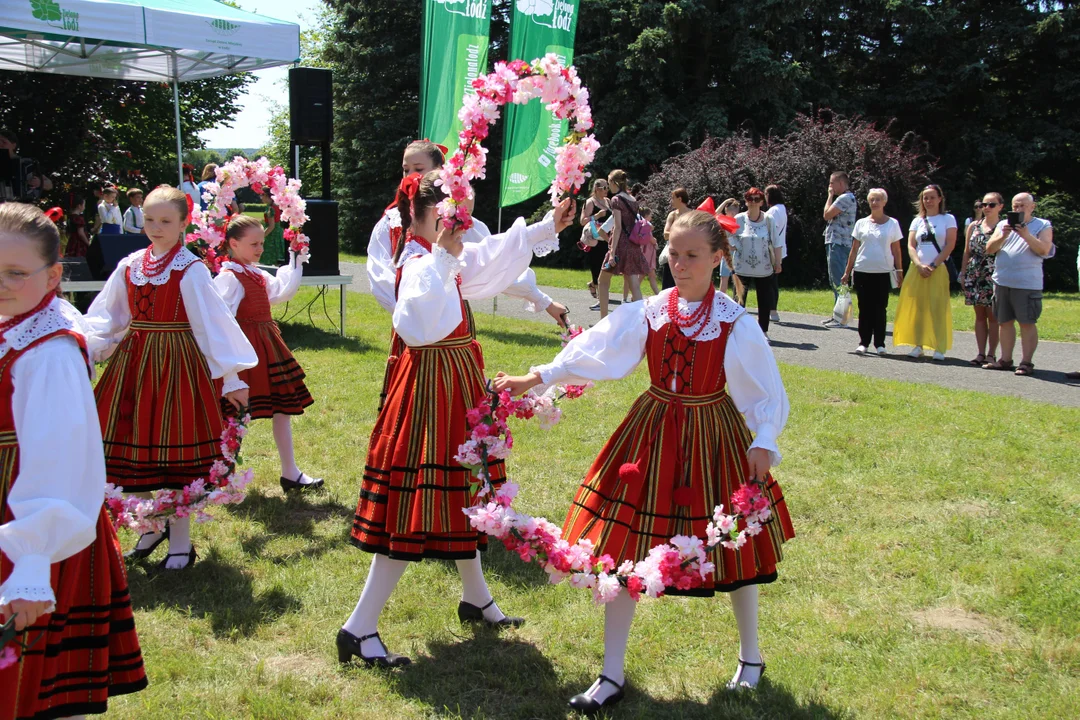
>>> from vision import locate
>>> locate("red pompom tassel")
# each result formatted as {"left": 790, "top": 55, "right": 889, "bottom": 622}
{"left": 618, "top": 462, "right": 643, "bottom": 486}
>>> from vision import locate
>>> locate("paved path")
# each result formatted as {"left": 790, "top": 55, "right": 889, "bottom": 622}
{"left": 339, "top": 261, "right": 1080, "bottom": 408}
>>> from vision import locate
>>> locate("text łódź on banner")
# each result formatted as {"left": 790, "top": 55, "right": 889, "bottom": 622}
{"left": 499, "top": 0, "right": 581, "bottom": 208}
{"left": 419, "top": 0, "right": 492, "bottom": 153}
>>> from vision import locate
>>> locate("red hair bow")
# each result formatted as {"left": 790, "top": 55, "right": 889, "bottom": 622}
{"left": 716, "top": 214, "right": 739, "bottom": 234}
{"left": 696, "top": 197, "right": 716, "bottom": 214}
{"left": 398, "top": 171, "right": 422, "bottom": 200}
{"left": 417, "top": 138, "right": 450, "bottom": 156}
{"left": 185, "top": 194, "right": 194, "bottom": 226}
{"left": 44, "top": 206, "right": 64, "bottom": 224}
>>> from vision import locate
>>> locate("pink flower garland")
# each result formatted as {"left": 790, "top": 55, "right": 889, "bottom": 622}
{"left": 104, "top": 413, "right": 254, "bottom": 536}
{"left": 460, "top": 388, "right": 775, "bottom": 604}
{"left": 438, "top": 54, "right": 599, "bottom": 232}
{"left": 190, "top": 156, "right": 310, "bottom": 272}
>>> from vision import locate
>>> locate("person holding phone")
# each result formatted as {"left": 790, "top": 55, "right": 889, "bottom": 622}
{"left": 983, "top": 193, "right": 1055, "bottom": 376}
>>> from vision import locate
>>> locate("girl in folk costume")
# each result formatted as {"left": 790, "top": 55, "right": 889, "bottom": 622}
{"left": 366, "top": 139, "right": 570, "bottom": 326}
{"left": 339, "top": 170, "right": 575, "bottom": 667}
{"left": 495, "top": 210, "right": 795, "bottom": 713}
{"left": 84, "top": 186, "right": 257, "bottom": 571}
{"left": 0, "top": 204, "right": 147, "bottom": 720}
{"left": 213, "top": 215, "right": 320, "bottom": 492}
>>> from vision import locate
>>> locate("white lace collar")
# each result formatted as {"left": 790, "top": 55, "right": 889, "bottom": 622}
{"left": 220, "top": 260, "right": 261, "bottom": 276}
{"left": 0, "top": 296, "right": 88, "bottom": 361}
{"left": 395, "top": 239, "right": 430, "bottom": 268}
{"left": 644, "top": 288, "right": 745, "bottom": 342}
{"left": 128, "top": 245, "right": 200, "bottom": 286}
{"left": 385, "top": 207, "right": 402, "bottom": 229}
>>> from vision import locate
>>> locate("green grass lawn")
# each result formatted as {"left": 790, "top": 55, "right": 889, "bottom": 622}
{"left": 104, "top": 289, "right": 1078, "bottom": 719}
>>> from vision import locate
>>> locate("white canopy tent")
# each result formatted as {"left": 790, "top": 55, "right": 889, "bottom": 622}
{"left": 0, "top": 0, "right": 301, "bottom": 182}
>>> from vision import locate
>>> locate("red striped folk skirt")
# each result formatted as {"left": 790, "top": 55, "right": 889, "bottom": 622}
{"left": 563, "top": 385, "right": 795, "bottom": 596}
{"left": 219, "top": 319, "right": 312, "bottom": 420}
{"left": 95, "top": 321, "right": 223, "bottom": 491}
{"left": 1, "top": 510, "right": 148, "bottom": 720}
{"left": 351, "top": 335, "right": 505, "bottom": 561}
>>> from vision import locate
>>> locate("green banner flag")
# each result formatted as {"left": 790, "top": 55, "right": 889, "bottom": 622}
{"left": 420, "top": 0, "right": 492, "bottom": 153}
{"left": 499, "top": 0, "right": 580, "bottom": 208}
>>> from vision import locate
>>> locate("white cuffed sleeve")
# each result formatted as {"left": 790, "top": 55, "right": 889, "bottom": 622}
{"left": 82, "top": 256, "right": 135, "bottom": 363}
{"left": 458, "top": 215, "right": 559, "bottom": 301}
{"left": 367, "top": 214, "right": 397, "bottom": 313}
{"left": 501, "top": 267, "right": 554, "bottom": 312}
{"left": 212, "top": 270, "right": 246, "bottom": 315}
{"left": 531, "top": 301, "right": 648, "bottom": 386}
{"left": 265, "top": 254, "right": 305, "bottom": 305}
{"left": 179, "top": 262, "right": 257, "bottom": 388}
{"left": 391, "top": 247, "right": 467, "bottom": 346}
{"left": 0, "top": 338, "right": 104, "bottom": 609}
{"left": 724, "top": 313, "right": 789, "bottom": 467}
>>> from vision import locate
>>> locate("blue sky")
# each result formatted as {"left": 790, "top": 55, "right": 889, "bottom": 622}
{"left": 198, "top": 0, "right": 323, "bottom": 149}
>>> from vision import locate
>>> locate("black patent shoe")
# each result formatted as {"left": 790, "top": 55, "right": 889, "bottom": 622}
{"left": 457, "top": 599, "right": 524, "bottom": 627}
{"left": 125, "top": 527, "right": 169, "bottom": 560}
{"left": 336, "top": 629, "right": 411, "bottom": 668}
{"left": 156, "top": 545, "right": 197, "bottom": 572}
{"left": 280, "top": 472, "right": 325, "bottom": 493}
{"left": 568, "top": 675, "right": 625, "bottom": 715}
{"left": 725, "top": 658, "right": 766, "bottom": 691}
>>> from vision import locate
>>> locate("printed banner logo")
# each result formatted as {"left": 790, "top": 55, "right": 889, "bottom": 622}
{"left": 29, "top": 0, "right": 79, "bottom": 31}
{"left": 509, "top": 173, "right": 529, "bottom": 184}
{"left": 433, "top": 0, "right": 490, "bottom": 20}
{"left": 208, "top": 19, "right": 242, "bottom": 36}
{"left": 516, "top": 0, "right": 574, "bottom": 31}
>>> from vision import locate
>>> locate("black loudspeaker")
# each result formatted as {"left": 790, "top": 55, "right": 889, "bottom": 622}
{"left": 289, "top": 68, "right": 333, "bottom": 144}
{"left": 90, "top": 234, "right": 147, "bottom": 279}
{"left": 303, "top": 199, "right": 339, "bottom": 276}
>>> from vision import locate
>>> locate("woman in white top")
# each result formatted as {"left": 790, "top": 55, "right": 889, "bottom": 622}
{"left": 893, "top": 184, "right": 956, "bottom": 360}
{"left": 764, "top": 185, "right": 788, "bottom": 323}
{"left": 732, "top": 187, "right": 781, "bottom": 336}
{"left": 841, "top": 188, "right": 904, "bottom": 354}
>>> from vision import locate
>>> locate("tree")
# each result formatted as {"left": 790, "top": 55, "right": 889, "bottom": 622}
{"left": 638, "top": 112, "right": 939, "bottom": 288}
{"left": 0, "top": 73, "right": 252, "bottom": 199}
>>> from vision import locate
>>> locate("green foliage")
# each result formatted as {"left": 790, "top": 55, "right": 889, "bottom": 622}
{"left": 1037, "top": 192, "right": 1080, "bottom": 291}
{"left": 0, "top": 73, "right": 252, "bottom": 201}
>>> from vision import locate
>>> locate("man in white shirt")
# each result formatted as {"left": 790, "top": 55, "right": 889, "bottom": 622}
{"left": 122, "top": 187, "right": 144, "bottom": 234}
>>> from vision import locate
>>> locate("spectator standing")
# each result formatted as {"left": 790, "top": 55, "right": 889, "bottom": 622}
{"left": 580, "top": 178, "right": 611, "bottom": 303}
{"left": 893, "top": 184, "right": 957, "bottom": 360}
{"left": 0, "top": 127, "right": 19, "bottom": 201}
{"left": 764, "top": 185, "right": 788, "bottom": 323}
{"left": 96, "top": 187, "right": 122, "bottom": 235}
{"left": 959, "top": 193, "right": 1002, "bottom": 366}
{"left": 964, "top": 199, "right": 983, "bottom": 237}
{"left": 122, "top": 188, "right": 145, "bottom": 234}
{"left": 596, "top": 170, "right": 647, "bottom": 319}
{"left": 732, "top": 187, "right": 781, "bottom": 338}
{"left": 639, "top": 207, "right": 660, "bottom": 295}
{"left": 64, "top": 196, "right": 91, "bottom": 257}
{"left": 262, "top": 186, "right": 286, "bottom": 266}
{"left": 840, "top": 188, "right": 904, "bottom": 355}
{"left": 717, "top": 197, "right": 743, "bottom": 298}
{"left": 197, "top": 164, "right": 218, "bottom": 210}
{"left": 983, "top": 193, "right": 1055, "bottom": 376}
{"left": 822, "top": 171, "right": 857, "bottom": 325}
{"left": 660, "top": 187, "right": 691, "bottom": 290}
{"left": 181, "top": 164, "right": 201, "bottom": 210}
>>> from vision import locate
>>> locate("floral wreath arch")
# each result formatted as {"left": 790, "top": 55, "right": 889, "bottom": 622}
{"left": 189, "top": 156, "right": 310, "bottom": 272}
{"left": 437, "top": 54, "right": 598, "bottom": 233}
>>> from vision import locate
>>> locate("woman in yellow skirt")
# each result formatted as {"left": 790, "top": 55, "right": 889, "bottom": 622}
{"left": 893, "top": 184, "right": 956, "bottom": 360}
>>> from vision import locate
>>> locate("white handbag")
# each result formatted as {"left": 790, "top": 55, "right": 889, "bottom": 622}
{"left": 833, "top": 285, "right": 854, "bottom": 326}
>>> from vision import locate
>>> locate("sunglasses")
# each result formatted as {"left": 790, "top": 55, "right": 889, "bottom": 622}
{"left": 746, "top": 196, "right": 764, "bottom": 202}
{"left": 977, "top": 202, "right": 999, "bottom": 209}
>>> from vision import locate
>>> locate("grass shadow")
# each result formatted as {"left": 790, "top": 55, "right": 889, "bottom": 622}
{"left": 230, "top": 487, "right": 351, "bottom": 538}
{"left": 427, "top": 544, "right": 553, "bottom": 592}
{"left": 128, "top": 548, "right": 301, "bottom": 639}
{"left": 276, "top": 316, "right": 375, "bottom": 353}
{"left": 382, "top": 634, "right": 848, "bottom": 719}
{"left": 477, "top": 327, "right": 562, "bottom": 349}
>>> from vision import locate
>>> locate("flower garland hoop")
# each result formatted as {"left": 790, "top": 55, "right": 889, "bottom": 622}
{"left": 104, "top": 412, "right": 254, "bottom": 535}
{"left": 189, "top": 156, "right": 310, "bottom": 272}
{"left": 438, "top": 54, "right": 599, "bottom": 233}
{"left": 460, "top": 382, "right": 775, "bottom": 603}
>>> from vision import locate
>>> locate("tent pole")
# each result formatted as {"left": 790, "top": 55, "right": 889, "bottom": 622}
{"left": 173, "top": 77, "right": 184, "bottom": 186}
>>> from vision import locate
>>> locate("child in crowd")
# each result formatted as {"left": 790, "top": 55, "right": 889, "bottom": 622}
{"left": 64, "top": 196, "right": 90, "bottom": 258}
{"left": 123, "top": 187, "right": 145, "bottom": 234}
{"left": 640, "top": 207, "right": 660, "bottom": 295}
{"left": 97, "top": 186, "right": 122, "bottom": 235}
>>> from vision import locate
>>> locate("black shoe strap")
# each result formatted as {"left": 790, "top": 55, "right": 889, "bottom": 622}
{"left": 738, "top": 659, "right": 765, "bottom": 668}
{"left": 598, "top": 674, "right": 624, "bottom": 691}
{"left": 480, "top": 598, "right": 496, "bottom": 611}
